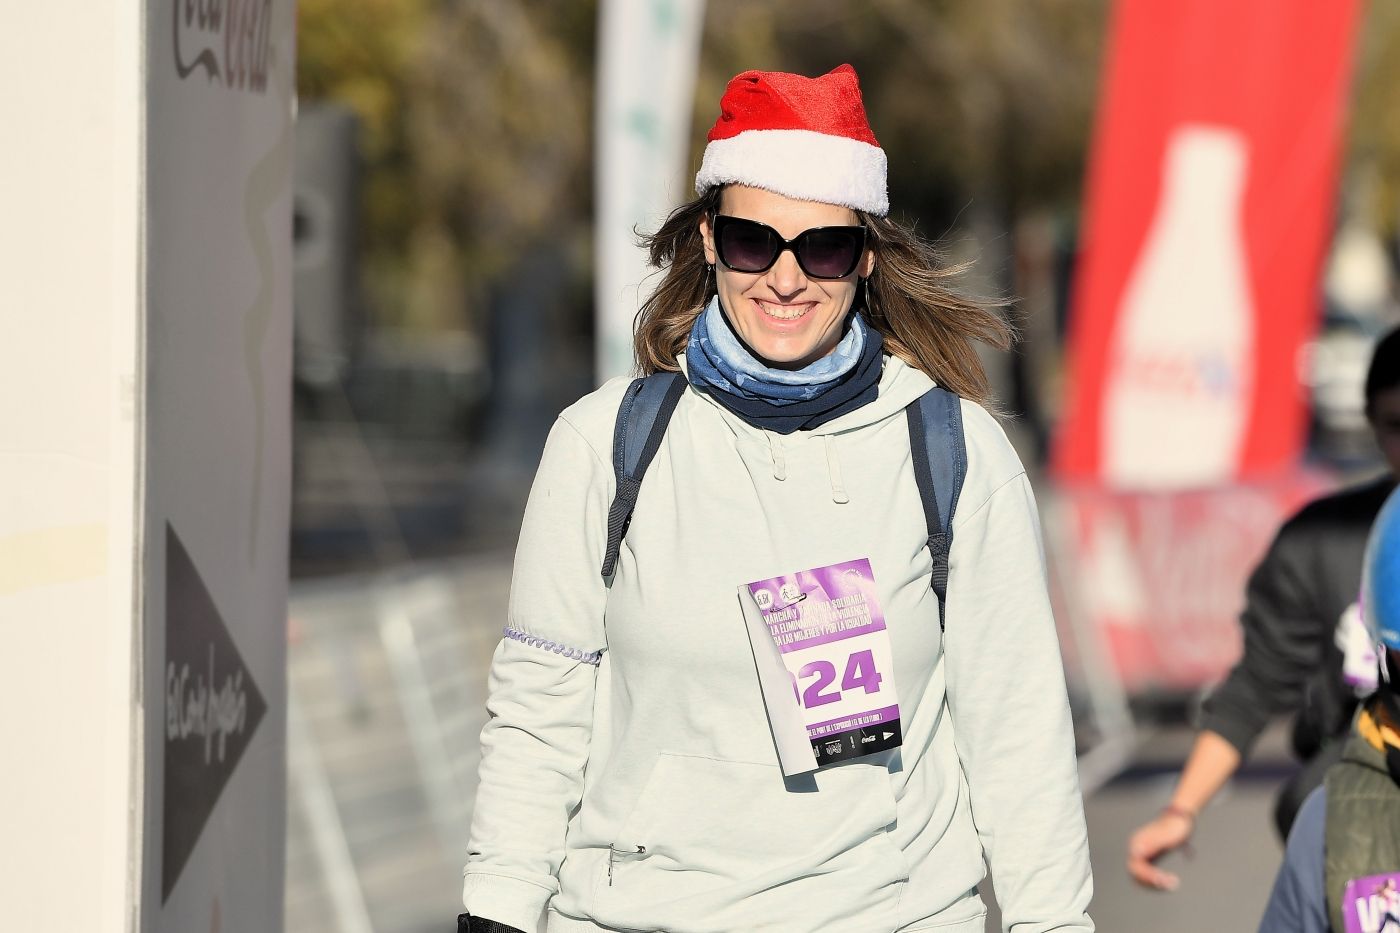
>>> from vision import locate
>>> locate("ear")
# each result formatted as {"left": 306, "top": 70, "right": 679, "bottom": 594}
{"left": 699, "top": 214, "right": 717, "bottom": 266}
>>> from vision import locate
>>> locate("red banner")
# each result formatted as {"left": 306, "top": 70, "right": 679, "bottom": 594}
{"left": 1055, "top": 0, "right": 1363, "bottom": 489}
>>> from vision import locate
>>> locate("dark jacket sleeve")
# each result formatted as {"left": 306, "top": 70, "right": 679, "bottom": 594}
{"left": 1199, "top": 517, "right": 1326, "bottom": 757}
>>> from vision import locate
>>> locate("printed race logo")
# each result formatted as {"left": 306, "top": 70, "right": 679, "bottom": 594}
{"left": 166, "top": 647, "right": 251, "bottom": 769}
{"left": 162, "top": 524, "right": 267, "bottom": 902}
{"left": 173, "top": 0, "right": 273, "bottom": 93}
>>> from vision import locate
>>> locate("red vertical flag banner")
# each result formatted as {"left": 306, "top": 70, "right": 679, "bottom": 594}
{"left": 1055, "top": 0, "right": 1363, "bottom": 488}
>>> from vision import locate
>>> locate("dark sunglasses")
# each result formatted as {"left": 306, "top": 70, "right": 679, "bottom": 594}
{"left": 712, "top": 214, "right": 867, "bottom": 280}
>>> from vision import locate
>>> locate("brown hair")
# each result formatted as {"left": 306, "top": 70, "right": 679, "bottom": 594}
{"left": 633, "top": 186, "right": 1013, "bottom": 408}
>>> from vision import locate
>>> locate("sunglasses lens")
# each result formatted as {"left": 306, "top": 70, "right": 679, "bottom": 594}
{"left": 798, "top": 229, "right": 862, "bottom": 278}
{"left": 715, "top": 217, "right": 864, "bottom": 278}
{"left": 718, "top": 219, "right": 780, "bottom": 273}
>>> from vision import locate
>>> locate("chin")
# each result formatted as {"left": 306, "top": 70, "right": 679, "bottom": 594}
{"left": 737, "top": 328, "right": 822, "bottom": 367}
{"left": 740, "top": 317, "right": 833, "bottom": 367}
{"left": 755, "top": 342, "right": 816, "bottom": 366}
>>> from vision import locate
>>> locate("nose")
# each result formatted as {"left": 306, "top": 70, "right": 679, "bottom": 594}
{"left": 767, "top": 246, "right": 807, "bottom": 297}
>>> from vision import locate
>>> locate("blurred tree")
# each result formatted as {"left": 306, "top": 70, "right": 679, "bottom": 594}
{"left": 298, "top": 0, "right": 598, "bottom": 335}
{"left": 298, "top": 0, "right": 1397, "bottom": 346}
{"left": 1350, "top": 0, "right": 1400, "bottom": 241}
{"left": 694, "top": 0, "right": 1107, "bottom": 234}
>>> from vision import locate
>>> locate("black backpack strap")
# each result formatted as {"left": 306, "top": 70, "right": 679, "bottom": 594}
{"left": 600, "top": 372, "right": 687, "bottom": 578}
{"left": 905, "top": 387, "right": 967, "bottom": 629}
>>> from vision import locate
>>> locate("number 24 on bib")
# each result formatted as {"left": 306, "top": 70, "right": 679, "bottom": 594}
{"left": 744, "top": 558, "right": 901, "bottom": 769}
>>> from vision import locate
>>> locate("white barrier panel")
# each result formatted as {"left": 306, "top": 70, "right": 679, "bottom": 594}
{"left": 0, "top": 6, "right": 144, "bottom": 930}
{"left": 0, "top": 2, "right": 294, "bottom": 931}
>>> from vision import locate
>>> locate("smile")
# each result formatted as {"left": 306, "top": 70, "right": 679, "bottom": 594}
{"left": 754, "top": 299, "right": 814, "bottom": 321}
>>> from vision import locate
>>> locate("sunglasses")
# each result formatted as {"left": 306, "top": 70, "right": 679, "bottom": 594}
{"left": 712, "top": 214, "right": 868, "bottom": 280}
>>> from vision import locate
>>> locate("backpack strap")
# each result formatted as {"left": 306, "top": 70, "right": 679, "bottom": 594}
{"left": 905, "top": 387, "right": 967, "bottom": 629}
{"left": 600, "top": 372, "right": 687, "bottom": 578}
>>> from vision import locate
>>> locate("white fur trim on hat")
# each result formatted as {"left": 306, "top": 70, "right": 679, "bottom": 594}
{"left": 695, "top": 129, "right": 889, "bottom": 216}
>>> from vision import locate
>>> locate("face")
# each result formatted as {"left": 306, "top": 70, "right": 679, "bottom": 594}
{"left": 1371, "top": 385, "right": 1400, "bottom": 478}
{"left": 699, "top": 185, "right": 875, "bottom": 370}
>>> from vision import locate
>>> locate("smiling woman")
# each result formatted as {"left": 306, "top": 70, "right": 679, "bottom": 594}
{"left": 460, "top": 64, "right": 1094, "bottom": 933}
{"left": 699, "top": 189, "right": 870, "bottom": 369}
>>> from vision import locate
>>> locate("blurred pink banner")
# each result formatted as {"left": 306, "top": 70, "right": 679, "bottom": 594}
{"left": 1054, "top": 471, "right": 1334, "bottom": 691}
{"left": 1055, "top": 0, "right": 1363, "bottom": 490}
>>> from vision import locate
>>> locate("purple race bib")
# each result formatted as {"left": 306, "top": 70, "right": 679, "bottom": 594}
{"left": 1342, "top": 873, "right": 1400, "bottom": 933}
{"left": 743, "top": 558, "right": 901, "bottom": 770}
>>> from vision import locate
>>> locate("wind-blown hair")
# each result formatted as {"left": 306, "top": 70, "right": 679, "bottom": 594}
{"left": 633, "top": 186, "right": 1013, "bottom": 407}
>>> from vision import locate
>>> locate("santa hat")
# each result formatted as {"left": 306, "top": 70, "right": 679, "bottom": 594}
{"left": 694, "top": 64, "right": 888, "bottom": 216}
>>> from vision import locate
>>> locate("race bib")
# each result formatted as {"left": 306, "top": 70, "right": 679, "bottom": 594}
{"left": 1342, "top": 872, "right": 1400, "bottom": 933}
{"left": 739, "top": 558, "right": 901, "bottom": 775}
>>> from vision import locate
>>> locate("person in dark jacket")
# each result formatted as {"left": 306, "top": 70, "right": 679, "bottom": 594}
{"left": 1257, "top": 484, "right": 1400, "bottom": 933}
{"left": 1128, "top": 326, "right": 1400, "bottom": 892}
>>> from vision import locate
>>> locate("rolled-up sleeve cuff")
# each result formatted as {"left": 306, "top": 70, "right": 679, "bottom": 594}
{"left": 1196, "top": 707, "right": 1261, "bottom": 758}
{"left": 462, "top": 871, "right": 553, "bottom": 933}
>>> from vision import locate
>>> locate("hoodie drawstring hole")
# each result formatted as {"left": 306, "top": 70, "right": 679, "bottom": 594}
{"left": 768, "top": 434, "right": 787, "bottom": 481}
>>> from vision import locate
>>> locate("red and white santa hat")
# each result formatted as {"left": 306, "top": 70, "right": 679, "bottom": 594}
{"left": 694, "top": 64, "right": 888, "bottom": 217}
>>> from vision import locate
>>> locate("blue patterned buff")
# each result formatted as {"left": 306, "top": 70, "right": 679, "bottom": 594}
{"left": 685, "top": 295, "right": 884, "bottom": 433}
{"left": 699, "top": 296, "right": 867, "bottom": 397}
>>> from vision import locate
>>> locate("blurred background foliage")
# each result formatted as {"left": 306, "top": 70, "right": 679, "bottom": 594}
{"left": 298, "top": 0, "right": 596, "bottom": 336}
{"left": 296, "top": 0, "right": 1111, "bottom": 337}
{"left": 297, "top": 1, "right": 1400, "bottom": 343}
{"left": 1351, "top": 0, "right": 1400, "bottom": 233}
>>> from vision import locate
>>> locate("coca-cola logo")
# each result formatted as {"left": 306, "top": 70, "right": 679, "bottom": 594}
{"left": 1112, "top": 347, "right": 1246, "bottom": 401}
{"left": 173, "top": 0, "right": 272, "bottom": 94}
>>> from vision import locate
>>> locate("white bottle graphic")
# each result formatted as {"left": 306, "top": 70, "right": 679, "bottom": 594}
{"left": 1102, "top": 125, "right": 1255, "bottom": 490}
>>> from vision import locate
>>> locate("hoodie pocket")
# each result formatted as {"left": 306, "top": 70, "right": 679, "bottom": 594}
{"left": 599, "top": 752, "right": 904, "bottom": 912}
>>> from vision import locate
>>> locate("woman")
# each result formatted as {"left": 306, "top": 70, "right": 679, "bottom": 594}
{"left": 461, "top": 64, "right": 1093, "bottom": 933}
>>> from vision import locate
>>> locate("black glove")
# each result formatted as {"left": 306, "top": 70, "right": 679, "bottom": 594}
{"left": 457, "top": 913, "right": 526, "bottom": 933}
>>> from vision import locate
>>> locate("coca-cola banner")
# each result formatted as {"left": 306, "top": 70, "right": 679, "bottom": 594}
{"left": 1055, "top": 0, "right": 1363, "bottom": 489}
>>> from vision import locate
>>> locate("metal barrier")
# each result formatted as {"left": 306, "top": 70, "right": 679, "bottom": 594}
{"left": 285, "top": 559, "right": 507, "bottom": 933}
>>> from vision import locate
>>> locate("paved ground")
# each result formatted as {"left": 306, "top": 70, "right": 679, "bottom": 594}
{"left": 1080, "top": 729, "right": 1289, "bottom": 933}
{"left": 286, "top": 551, "right": 1296, "bottom": 933}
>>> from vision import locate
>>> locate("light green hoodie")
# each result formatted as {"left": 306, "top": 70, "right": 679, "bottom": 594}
{"left": 463, "top": 355, "right": 1094, "bottom": 933}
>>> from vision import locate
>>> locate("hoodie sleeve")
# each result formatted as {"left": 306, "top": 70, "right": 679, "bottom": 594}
{"left": 943, "top": 472, "right": 1095, "bottom": 933}
{"left": 462, "top": 416, "right": 612, "bottom": 932}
